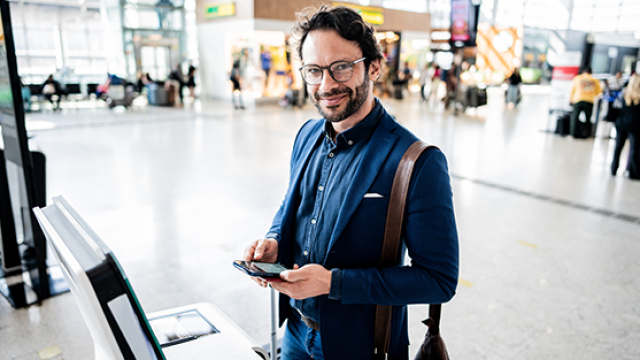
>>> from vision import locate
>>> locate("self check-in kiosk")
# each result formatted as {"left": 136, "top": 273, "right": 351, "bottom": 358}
{"left": 33, "top": 196, "right": 269, "bottom": 360}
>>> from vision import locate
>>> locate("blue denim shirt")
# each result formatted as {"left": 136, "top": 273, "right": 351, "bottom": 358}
{"left": 288, "top": 100, "right": 383, "bottom": 323}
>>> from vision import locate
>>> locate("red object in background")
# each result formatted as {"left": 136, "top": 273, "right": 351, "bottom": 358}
{"left": 552, "top": 66, "right": 580, "bottom": 81}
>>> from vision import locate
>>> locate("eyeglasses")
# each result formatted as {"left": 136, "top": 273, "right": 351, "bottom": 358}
{"left": 299, "top": 57, "right": 366, "bottom": 85}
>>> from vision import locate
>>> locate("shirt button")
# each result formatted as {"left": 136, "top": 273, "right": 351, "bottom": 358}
{"left": 311, "top": 219, "right": 316, "bottom": 224}
{"left": 303, "top": 251, "right": 308, "bottom": 256}
{"left": 348, "top": 140, "right": 353, "bottom": 145}
{"left": 328, "top": 152, "right": 334, "bottom": 158}
{"left": 318, "top": 185, "right": 324, "bottom": 191}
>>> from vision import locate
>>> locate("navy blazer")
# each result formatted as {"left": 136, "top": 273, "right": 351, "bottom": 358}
{"left": 267, "top": 104, "right": 459, "bottom": 359}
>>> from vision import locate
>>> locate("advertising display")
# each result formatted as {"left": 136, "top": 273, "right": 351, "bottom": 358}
{"left": 451, "top": 0, "right": 470, "bottom": 42}
{"left": 333, "top": 2, "right": 384, "bottom": 26}
{"left": 549, "top": 51, "right": 582, "bottom": 111}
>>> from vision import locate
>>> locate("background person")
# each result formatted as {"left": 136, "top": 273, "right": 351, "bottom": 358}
{"left": 230, "top": 61, "right": 245, "bottom": 109}
{"left": 40, "top": 74, "right": 63, "bottom": 111}
{"left": 241, "top": 6, "right": 459, "bottom": 360}
{"left": 611, "top": 74, "right": 640, "bottom": 179}
{"left": 506, "top": 67, "right": 522, "bottom": 109}
{"left": 168, "top": 65, "right": 186, "bottom": 104}
{"left": 443, "top": 62, "right": 459, "bottom": 109}
{"left": 418, "top": 63, "right": 432, "bottom": 101}
{"left": 606, "top": 71, "right": 624, "bottom": 91}
{"left": 430, "top": 63, "right": 441, "bottom": 103}
{"left": 187, "top": 64, "right": 197, "bottom": 98}
{"left": 569, "top": 66, "right": 602, "bottom": 138}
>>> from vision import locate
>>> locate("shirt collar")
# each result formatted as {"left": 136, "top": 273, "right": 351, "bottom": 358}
{"left": 323, "top": 98, "right": 383, "bottom": 148}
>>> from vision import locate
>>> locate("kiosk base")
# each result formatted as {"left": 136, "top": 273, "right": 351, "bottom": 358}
{"left": 0, "top": 265, "right": 68, "bottom": 308}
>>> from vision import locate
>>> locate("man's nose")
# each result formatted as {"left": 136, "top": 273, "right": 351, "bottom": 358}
{"left": 318, "top": 69, "right": 339, "bottom": 91}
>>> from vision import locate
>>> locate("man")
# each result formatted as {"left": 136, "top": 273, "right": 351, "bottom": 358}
{"left": 606, "top": 71, "right": 624, "bottom": 92}
{"left": 168, "top": 65, "right": 185, "bottom": 104}
{"left": 569, "top": 66, "right": 602, "bottom": 138}
{"left": 242, "top": 6, "right": 459, "bottom": 360}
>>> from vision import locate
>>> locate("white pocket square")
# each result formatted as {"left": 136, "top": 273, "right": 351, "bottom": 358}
{"left": 363, "top": 193, "right": 384, "bottom": 198}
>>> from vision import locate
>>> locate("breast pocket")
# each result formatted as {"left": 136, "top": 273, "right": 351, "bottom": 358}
{"left": 334, "top": 195, "right": 390, "bottom": 265}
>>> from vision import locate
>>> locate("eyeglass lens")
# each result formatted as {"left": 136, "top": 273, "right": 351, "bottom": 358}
{"left": 303, "top": 62, "right": 353, "bottom": 84}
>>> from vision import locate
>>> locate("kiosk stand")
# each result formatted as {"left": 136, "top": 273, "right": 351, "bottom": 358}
{"left": 0, "top": 0, "right": 67, "bottom": 307}
{"left": 34, "top": 196, "right": 268, "bottom": 360}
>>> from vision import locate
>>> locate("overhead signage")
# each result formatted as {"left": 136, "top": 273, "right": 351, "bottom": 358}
{"left": 204, "top": 2, "right": 235, "bottom": 19}
{"left": 451, "top": 0, "right": 470, "bottom": 42}
{"left": 551, "top": 66, "right": 580, "bottom": 81}
{"left": 333, "top": 2, "right": 384, "bottom": 25}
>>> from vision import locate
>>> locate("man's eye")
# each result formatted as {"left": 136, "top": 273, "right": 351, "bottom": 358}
{"left": 307, "top": 68, "right": 322, "bottom": 75}
{"left": 333, "top": 63, "right": 350, "bottom": 71}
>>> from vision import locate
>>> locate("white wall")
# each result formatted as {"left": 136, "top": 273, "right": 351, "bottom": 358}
{"left": 197, "top": 18, "right": 255, "bottom": 100}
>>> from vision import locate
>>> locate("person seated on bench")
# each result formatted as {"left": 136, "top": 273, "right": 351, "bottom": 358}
{"left": 41, "top": 74, "right": 63, "bottom": 111}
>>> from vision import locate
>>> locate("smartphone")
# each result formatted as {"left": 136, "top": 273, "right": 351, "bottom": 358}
{"left": 233, "top": 260, "right": 288, "bottom": 281}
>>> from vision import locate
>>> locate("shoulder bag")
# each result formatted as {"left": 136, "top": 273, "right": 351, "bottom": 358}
{"left": 374, "top": 141, "right": 450, "bottom": 360}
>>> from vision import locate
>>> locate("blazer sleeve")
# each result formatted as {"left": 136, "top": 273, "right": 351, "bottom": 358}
{"left": 340, "top": 149, "right": 459, "bottom": 306}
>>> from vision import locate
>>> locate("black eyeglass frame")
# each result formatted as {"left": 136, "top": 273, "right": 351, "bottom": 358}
{"left": 299, "top": 57, "right": 367, "bottom": 85}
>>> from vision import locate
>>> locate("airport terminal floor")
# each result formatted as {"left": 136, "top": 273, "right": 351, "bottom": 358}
{"left": 1, "top": 86, "right": 640, "bottom": 359}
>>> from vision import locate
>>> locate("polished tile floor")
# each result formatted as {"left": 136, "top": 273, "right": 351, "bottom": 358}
{"left": 1, "top": 87, "right": 639, "bottom": 359}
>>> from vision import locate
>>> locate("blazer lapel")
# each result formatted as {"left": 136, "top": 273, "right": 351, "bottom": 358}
{"left": 279, "top": 123, "right": 325, "bottom": 246}
{"left": 325, "top": 114, "right": 399, "bottom": 260}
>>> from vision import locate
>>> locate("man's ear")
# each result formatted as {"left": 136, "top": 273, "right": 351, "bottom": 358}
{"left": 369, "top": 59, "right": 382, "bottom": 82}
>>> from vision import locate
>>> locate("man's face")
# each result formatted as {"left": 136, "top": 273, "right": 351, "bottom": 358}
{"left": 301, "top": 30, "right": 378, "bottom": 123}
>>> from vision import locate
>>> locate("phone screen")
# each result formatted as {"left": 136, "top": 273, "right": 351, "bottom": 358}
{"left": 233, "top": 260, "right": 287, "bottom": 277}
{"left": 253, "top": 262, "right": 288, "bottom": 273}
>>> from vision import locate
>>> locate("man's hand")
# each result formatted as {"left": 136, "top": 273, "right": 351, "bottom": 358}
{"left": 270, "top": 264, "right": 332, "bottom": 300}
{"left": 243, "top": 238, "right": 279, "bottom": 263}
{"left": 242, "top": 238, "right": 279, "bottom": 288}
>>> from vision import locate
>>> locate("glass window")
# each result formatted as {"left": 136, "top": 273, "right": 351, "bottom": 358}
{"left": 591, "top": 53, "right": 609, "bottom": 74}
{"left": 140, "top": 9, "right": 161, "bottom": 29}
{"left": 622, "top": 55, "right": 637, "bottom": 74}
{"left": 12, "top": 28, "right": 27, "bottom": 52}
{"left": 63, "top": 29, "right": 88, "bottom": 53}
{"left": 91, "top": 58, "right": 108, "bottom": 71}
{"left": 591, "top": 17, "right": 619, "bottom": 32}
{"left": 88, "top": 31, "right": 105, "bottom": 55}
{"left": 27, "top": 29, "right": 56, "bottom": 52}
{"left": 617, "top": 17, "right": 638, "bottom": 31}
{"left": 619, "top": 5, "right": 640, "bottom": 15}
{"left": 592, "top": 5, "right": 620, "bottom": 17}
{"left": 170, "top": 10, "right": 183, "bottom": 30}
{"left": 593, "top": 0, "right": 619, "bottom": 5}
{"left": 66, "top": 57, "right": 92, "bottom": 69}
{"left": 570, "top": 18, "right": 592, "bottom": 31}
{"left": 571, "top": 8, "right": 593, "bottom": 18}
{"left": 16, "top": 56, "right": 30, "bottom": 73}
{"left": 29, "top": 56, "right": 57, "bottom": 72}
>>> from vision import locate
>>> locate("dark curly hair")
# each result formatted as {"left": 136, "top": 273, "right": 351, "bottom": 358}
{"left": 292, "top": 5, "right": 385, "bottom": 69}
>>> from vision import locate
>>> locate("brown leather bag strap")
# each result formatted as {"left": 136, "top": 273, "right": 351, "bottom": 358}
{"left": 374, "top": 141, "right": 438, "bottom": 358}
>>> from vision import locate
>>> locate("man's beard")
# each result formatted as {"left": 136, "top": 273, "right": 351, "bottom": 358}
{"left": 313, "top": 73, "right": 370, "bottom": 123}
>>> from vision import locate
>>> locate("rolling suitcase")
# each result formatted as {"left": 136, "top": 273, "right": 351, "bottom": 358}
{"left": 573, "top": 120, "right": 591, "bottom": 139}
{"left": 555, "top": 112, "right": 571, "bottom": 136}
